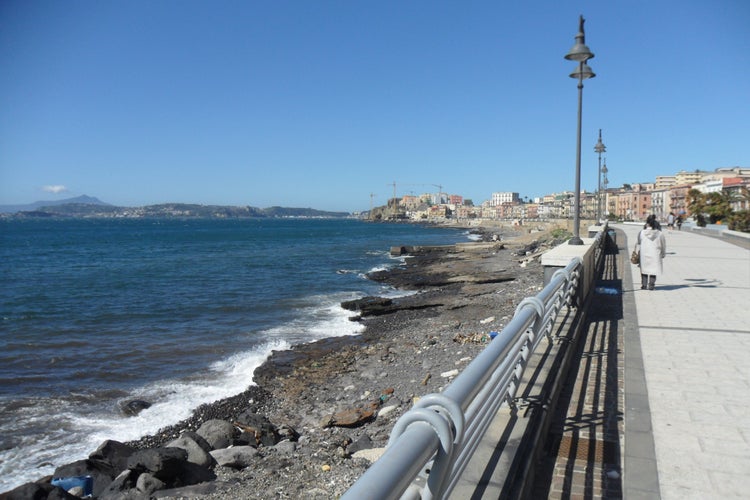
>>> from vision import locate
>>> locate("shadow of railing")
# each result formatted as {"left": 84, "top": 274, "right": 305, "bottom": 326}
{"left": 530, "top": 233, "right": 625, "bottom": 499}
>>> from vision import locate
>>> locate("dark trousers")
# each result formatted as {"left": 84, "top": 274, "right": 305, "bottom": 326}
{"left": 641, "top": 274, "right": 656, "bottom": 290}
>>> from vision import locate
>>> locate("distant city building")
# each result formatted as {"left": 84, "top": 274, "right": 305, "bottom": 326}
{"left": 675, "top": 170, "right": 705, "bottom": 186}
{"left": 381, "top": 165, "right": 746, "bottom": 224}
{"left": 655, "top": 176, "right": 677, "bottom": 189}
{"left": 650, "top": 188, "right": 669, "bottom": 220}
{"left": 491, "top": 192, "right": 519, "bottom": 206}
{"left": 400, "top": 195, "right": 419, "bottom": 210}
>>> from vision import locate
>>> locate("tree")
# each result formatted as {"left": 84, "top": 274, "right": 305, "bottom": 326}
{"left": 704, "top": 191, "right": 735, "bottom": 223}
{"left": 687, "top": 188, "right": 707, "bottom": 226}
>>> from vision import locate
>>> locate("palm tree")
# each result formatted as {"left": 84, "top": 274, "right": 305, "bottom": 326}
{"left": 687, "top": 188, "right": 705, "bottom": 217}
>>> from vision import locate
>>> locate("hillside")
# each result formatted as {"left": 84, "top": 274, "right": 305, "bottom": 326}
{"left": 1, "top": 197, "right": 351, "bottom": 219}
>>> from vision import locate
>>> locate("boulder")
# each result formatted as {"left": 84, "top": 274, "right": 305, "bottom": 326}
{"left": 178, "top": 431, "right": 212, "bottom": 452}
{"left": 209, "top": 446, "right": 258, "bottom": 469}
{"left": 195, "top": 419, "right": 237, "bottom": 450}
{"left": 0, "top": 481, "right": 78, "bottom": 500}
{"left": 166, "top": 434, "right": 217, "bottom": 468}
{"left": 89, "top": 440, "right": 136, "bottom": 472}
{"left": 126, "top": 447, "right": 187, "bottom": 481}
{"left": 97, "top": 469, "right": 139, "bottom": 499}
{"left": 340, "top": 297, "right": 394, "bottom": 316}
{"left": 126, "top": 447, "right": 215, "bottom": 487}
{"left": 120, "top": 399, "right": 152, "bottom": 417}
{"left": 136, "top": 472, "right": 166, "bottom": 496}
{"left": 233, "top": 411, "right": 280, "bottom": 447}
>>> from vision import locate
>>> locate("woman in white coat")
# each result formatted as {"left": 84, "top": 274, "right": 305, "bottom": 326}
{"left": 636, "top": 214, "right": 667, "bottom": 290}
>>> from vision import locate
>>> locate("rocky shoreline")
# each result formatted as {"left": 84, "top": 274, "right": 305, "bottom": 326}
{"left": 2, "top": 223, "right": 560, "bottom": 500}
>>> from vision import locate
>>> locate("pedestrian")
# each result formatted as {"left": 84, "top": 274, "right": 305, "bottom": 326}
{"left": 667, "top": 212, "right": 675, "bottom": 230}
{"left": 676, "top": 215, "right": 683, "bottom": 230}
{"left": 635, "top": 214, "right": 666, "bottom": 290}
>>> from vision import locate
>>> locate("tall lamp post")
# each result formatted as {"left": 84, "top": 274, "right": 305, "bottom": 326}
{"left": 565, "top": 15, "right": 596, "bottom": 245}
{"left": 594, "top": 129, "right": 606, "bottom": 224}
{"left": 601, "top": 159, "right": 609, "bottom": 219}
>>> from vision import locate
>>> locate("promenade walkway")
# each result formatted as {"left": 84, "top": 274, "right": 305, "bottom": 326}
{"left": 618, "top": 223, "right": 750, "bottom": 499}
{"left": 525, "top": 223, "right": 750, "bottom": 499}
{"left": 375, "top": 223, "right": 749, "bottom": 500}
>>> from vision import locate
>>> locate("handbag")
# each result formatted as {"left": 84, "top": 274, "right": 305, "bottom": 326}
{"left": 630, "top": 249, "right": 640, "bottom": 265}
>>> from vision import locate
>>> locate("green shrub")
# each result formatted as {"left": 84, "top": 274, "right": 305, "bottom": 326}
{"left": 727, "top": 211, "right": 750, "bottom": 232}
{"left": 551, "top": 228, "right": 572, "bottom": 240}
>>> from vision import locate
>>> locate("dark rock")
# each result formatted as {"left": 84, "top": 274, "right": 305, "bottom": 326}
{"left": 209, "top": 446, "right": 258, "bottom": 469}
{"left": 126, "top": 447, "right": 215, "bottom": 487}
{"left": 165, "top": 434, "right": 217, "bottom": 468}
{"left": 0, "top": 481, "right": 77, "bottom": 500}
{"left": 347, "top": 434, "right": 374, "bottom": 454}
{"left": 126, "top": 447, "right": 187, "bottom": 481}
{"left": 52, "top": 459, "right": 116, "bottom": 497}
{"left": 136, "top": 472, "right": 166, "bottom": 496}
{"left": 276, "top": 423, "right": 299, "bottom": 441}
{"left": 341, "top": 296, "right": 393, "bottom": 313}
{"left": 195, "top": 419, "right": 238, "bottom": 450}
{"left": 97, "top": 469, "right": 139, "bottom": 499}
{"left": 233, "top": 411, "right": 279, "bottom": 447}
{"left": 179, "top": 431, "right": 212, "bottom": 453}
{"left": 89, "top": 440, "right": 136, "bottom": 472}
{"left": 341, "top": 295, "right": 444, "bottom": 317}
{"left": 120, "top": 400, "right": 152, "bottom": 417}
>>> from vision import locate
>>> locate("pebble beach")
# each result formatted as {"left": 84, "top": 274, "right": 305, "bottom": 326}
{"left": 2, "top": 222, "right": 559, "bottom": 499}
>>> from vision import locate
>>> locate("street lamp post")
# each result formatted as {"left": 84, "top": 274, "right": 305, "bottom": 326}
{"left": 594, "top": 129, "right": 606, "bottom": 224}
{"left": 601, "top": 159, "right": 609, "bottom": 219}
{"left": 565, "top": 15, "right": 596, "bottom": 245}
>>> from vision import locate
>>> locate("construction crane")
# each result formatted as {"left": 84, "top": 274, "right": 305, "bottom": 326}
{"left": 385, "top": 182, "right": 400, "bottom": 211}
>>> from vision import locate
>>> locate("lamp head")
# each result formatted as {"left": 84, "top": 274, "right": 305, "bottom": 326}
{"left": 564, "top": 16, "right": 594, "bottom": 62}
{"left": 569, "top": 62, "right": 595, "bottom": 80}
{"left": 594, "top": 129, "right": 606, "bottom": 153}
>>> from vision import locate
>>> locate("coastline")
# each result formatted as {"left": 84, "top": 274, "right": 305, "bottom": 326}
{"left": 3, "top": 221, "right": 560, "bottom": 499}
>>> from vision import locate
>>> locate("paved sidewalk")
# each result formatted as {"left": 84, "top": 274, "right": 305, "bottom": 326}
{"left": 618, "top": 223, "right": 750, "bottom": 499}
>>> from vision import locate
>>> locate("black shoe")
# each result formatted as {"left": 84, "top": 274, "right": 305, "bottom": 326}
{"left": 648, "top": 285, "right": 655, "bottom": 290}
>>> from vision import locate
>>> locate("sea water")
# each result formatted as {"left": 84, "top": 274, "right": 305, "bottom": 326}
{"left": 0, "top": 217, "right": 468, "bottom": 491}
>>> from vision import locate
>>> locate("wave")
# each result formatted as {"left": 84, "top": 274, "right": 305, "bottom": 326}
{"left": 0, "top": 340, "right": 285, "bottom": 492}
{"left": 0, "top": 291, "right": 364, "bottom": 492}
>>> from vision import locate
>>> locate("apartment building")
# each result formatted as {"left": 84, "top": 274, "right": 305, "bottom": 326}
{"left": 491, "top": 192, "right": 519, "bottom": 206}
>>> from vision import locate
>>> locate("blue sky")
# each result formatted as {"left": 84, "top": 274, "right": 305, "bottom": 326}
{"left": 1, "top": 1, "right": 748, "bottom": 212}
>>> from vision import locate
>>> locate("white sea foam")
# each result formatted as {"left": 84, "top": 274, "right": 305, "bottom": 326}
{"left": 0, "top": 340, "right": 286, "bottom": 492}
{"left": 260, "top": 292, "right": 364, "bottom": 344}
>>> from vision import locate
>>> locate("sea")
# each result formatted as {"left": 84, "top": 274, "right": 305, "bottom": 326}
{"left": 0, "top": 217, "right": 474, "bottom": 491}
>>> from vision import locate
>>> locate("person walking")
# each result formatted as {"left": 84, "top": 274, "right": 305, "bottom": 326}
{"left": 667, "top": 212, "right": 675, "bottom": 230}
{"left": 636, "top": 214, "right": 667, "bottom": 290}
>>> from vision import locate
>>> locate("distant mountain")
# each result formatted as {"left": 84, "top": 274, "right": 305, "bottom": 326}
{"left": 262, "top": 206, "right": 350, "bottom": 218}
{"left": 0, "top": 195, "right": 110, "bottom": 214}
{"left": 1, "top": 197, "right": 351, "bottom": 219}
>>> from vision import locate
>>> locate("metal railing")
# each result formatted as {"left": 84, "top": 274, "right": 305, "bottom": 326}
{"left": 342, "top": 245, "right": 598, "bottom": 499}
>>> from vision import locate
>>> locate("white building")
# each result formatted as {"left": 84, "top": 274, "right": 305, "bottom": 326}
{"left": 491, "top": 192, "right": 519, "bottom": 206}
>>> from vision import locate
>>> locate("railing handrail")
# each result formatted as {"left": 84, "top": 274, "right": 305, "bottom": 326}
{"left": 344, "top": 225, "right": 609, "bottom": 499}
